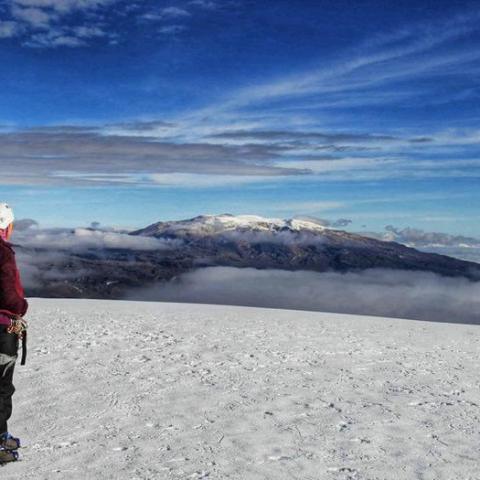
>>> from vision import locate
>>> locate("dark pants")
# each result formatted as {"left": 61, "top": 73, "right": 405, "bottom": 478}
{"left": 0, "top": 327, "right": 18, "bottom": 435}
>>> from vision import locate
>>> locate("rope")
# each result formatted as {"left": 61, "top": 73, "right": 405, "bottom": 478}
{"left": 0, "top": 353, "right": 17, "bottom": 377}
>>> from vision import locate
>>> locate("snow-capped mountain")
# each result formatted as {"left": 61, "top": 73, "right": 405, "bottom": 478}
{"left": 133, "top": 214, "right": 328, "bottom": 236}
{"left": 131, "top": 213, "right": 479, "bottom": 278}
{"left": 19, "top": 214, "right": 480, "bottom": 299}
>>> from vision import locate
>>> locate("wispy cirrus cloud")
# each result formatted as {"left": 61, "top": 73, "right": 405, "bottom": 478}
{"left": 2, "top": 9, "right": 480, "bottom": 186}
{"left": 133, "top": 12, "right": 478, "bottom": 188}
{"left": 208, "top": 130, "right": 399, "bottom": 143}
{"left": 174, "top": 11, "right": 480, "bottom": 129}
{"left": 268, "top": 201, "right": 346, "bottom": 215}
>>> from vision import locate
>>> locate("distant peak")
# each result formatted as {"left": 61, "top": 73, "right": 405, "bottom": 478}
{"left": 135, "top": 213, "right": 330, "bottom": 236}
{"left": 185, "top": 213, "right": 329, "bottom": 232}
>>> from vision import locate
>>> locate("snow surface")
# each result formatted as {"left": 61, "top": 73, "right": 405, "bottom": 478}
{"left": 192, "top": 214, "right": 328, "bottom": 233}
{"left": 4, "top": 298, "right": 480, "bottom": 479}
{"left": 146, "top": 214, "right": 328, "bottom": 236}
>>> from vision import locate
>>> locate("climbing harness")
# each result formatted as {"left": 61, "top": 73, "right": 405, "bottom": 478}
{"left": 6, "top": 317, "right": 28, "bottom": 365}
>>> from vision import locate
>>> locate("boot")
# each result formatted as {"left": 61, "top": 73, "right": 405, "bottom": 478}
{"left": 0, "top": 432, "right": 20, "bottom": 451}
{"left": 0, "top": 448, "right": 18, "bottom": 464}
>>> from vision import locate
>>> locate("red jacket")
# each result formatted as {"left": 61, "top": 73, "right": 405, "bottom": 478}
{"left": 0, "top": 238, "right": 28, "bottom": 318}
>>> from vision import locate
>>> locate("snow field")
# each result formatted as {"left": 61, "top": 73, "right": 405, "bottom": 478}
{"left": 3, "top": 298, "right": 480, "bottom": 480}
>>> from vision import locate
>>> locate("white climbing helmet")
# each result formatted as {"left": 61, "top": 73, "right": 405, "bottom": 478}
{"left": 0, "top": 203, "right": 14, "bottom": 229}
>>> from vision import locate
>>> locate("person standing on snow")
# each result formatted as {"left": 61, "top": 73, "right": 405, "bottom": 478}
{"left": 0, "top": 203, "right": 28, "bottom": 464}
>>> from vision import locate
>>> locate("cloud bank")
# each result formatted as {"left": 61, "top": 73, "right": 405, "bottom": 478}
{"left": 2, "top": 122, "right": 479, "bottom": 187}
{"left": 362, "top": 225, "right": 480, "bottom": 263}
{"left": 14, "top": 226, "right": 181, "bottom": 252}
{"left": 383, "top": 225, "right": 480, "bottom": 248}
{"left": 0, "top": 127, "right": 310, "bottom": 186}
{"left": 125, "top": 267, "right": 480, "bottom": 325}
{"left": 13, "top": 224, "right": 184, "bottom": 297}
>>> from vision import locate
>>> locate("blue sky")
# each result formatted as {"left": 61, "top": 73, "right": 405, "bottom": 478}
{"left": 0, "top": 0, "right": 479, "bottom": 236}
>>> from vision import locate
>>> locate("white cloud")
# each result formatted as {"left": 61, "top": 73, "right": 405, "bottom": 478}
{"left": 268, "top": 201, "right": 345, "bottom": 214}
{"left": 430, "top": 128, "right": 480, "bottom": 146}
{"left": 382, "top": 225, "right": 480, "bottom": 248}
{"left": 125, "top": 266, "right": 480, "bottom": 324}
{"left": 141, "top": 6, "right": 191, "bottom": 23}
{"left": 158, "top": 24, "right": 187, "bottom": 35}
{"left": 22, "top": 28, "right": 88, "bottom": 47}
{"left": 2, "top": 0, "right": 118, "bottom": 47}
{"left": 160, "top": 7, "right": 191, "bottom": 18}
{"left": 174, "top": 12, "right": 480, "bottom": 131}
{"left": 2, "top": 0, "right": 217, "bottom": 47}
{"left": 189, "top": 0, "right": 217, "bottom": 9}
{"left": 0, "top": 128, "right": 309, "bottom": 186}
{"left": 360, "top": 225, "right": 480, "bottom": 263}
{"left": 1, "top": 119, "right": 479, "bottom": 186}
{"left": 277, "top": 157, "right": 397, "bottom": 174}
{"left": 11, "top": 0, "right": 113, "bottom": 13}
{"left": 16, "top": 227, "right": 182, "bottom": 251}
{"left": 71, "top": 25, "right": 106, "bottom": 38}
{"left": 0, "top": 20, "right": 22, "bottom": 37}
{"left": 14, "top": 224, "right": 184, "bottom": 294}
{"left": 47, "top": 35, "right": 85, "bottom": 46}
{"left": 11, "top": 6, "right": 53, "bottom": 28}
{"left": 148, "top": 173, "right": 287, "bottom": 187}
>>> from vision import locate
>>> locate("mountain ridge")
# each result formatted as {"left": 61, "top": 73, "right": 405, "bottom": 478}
{"left": 19, "top": 213, "right": 480, "bottom": 300}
